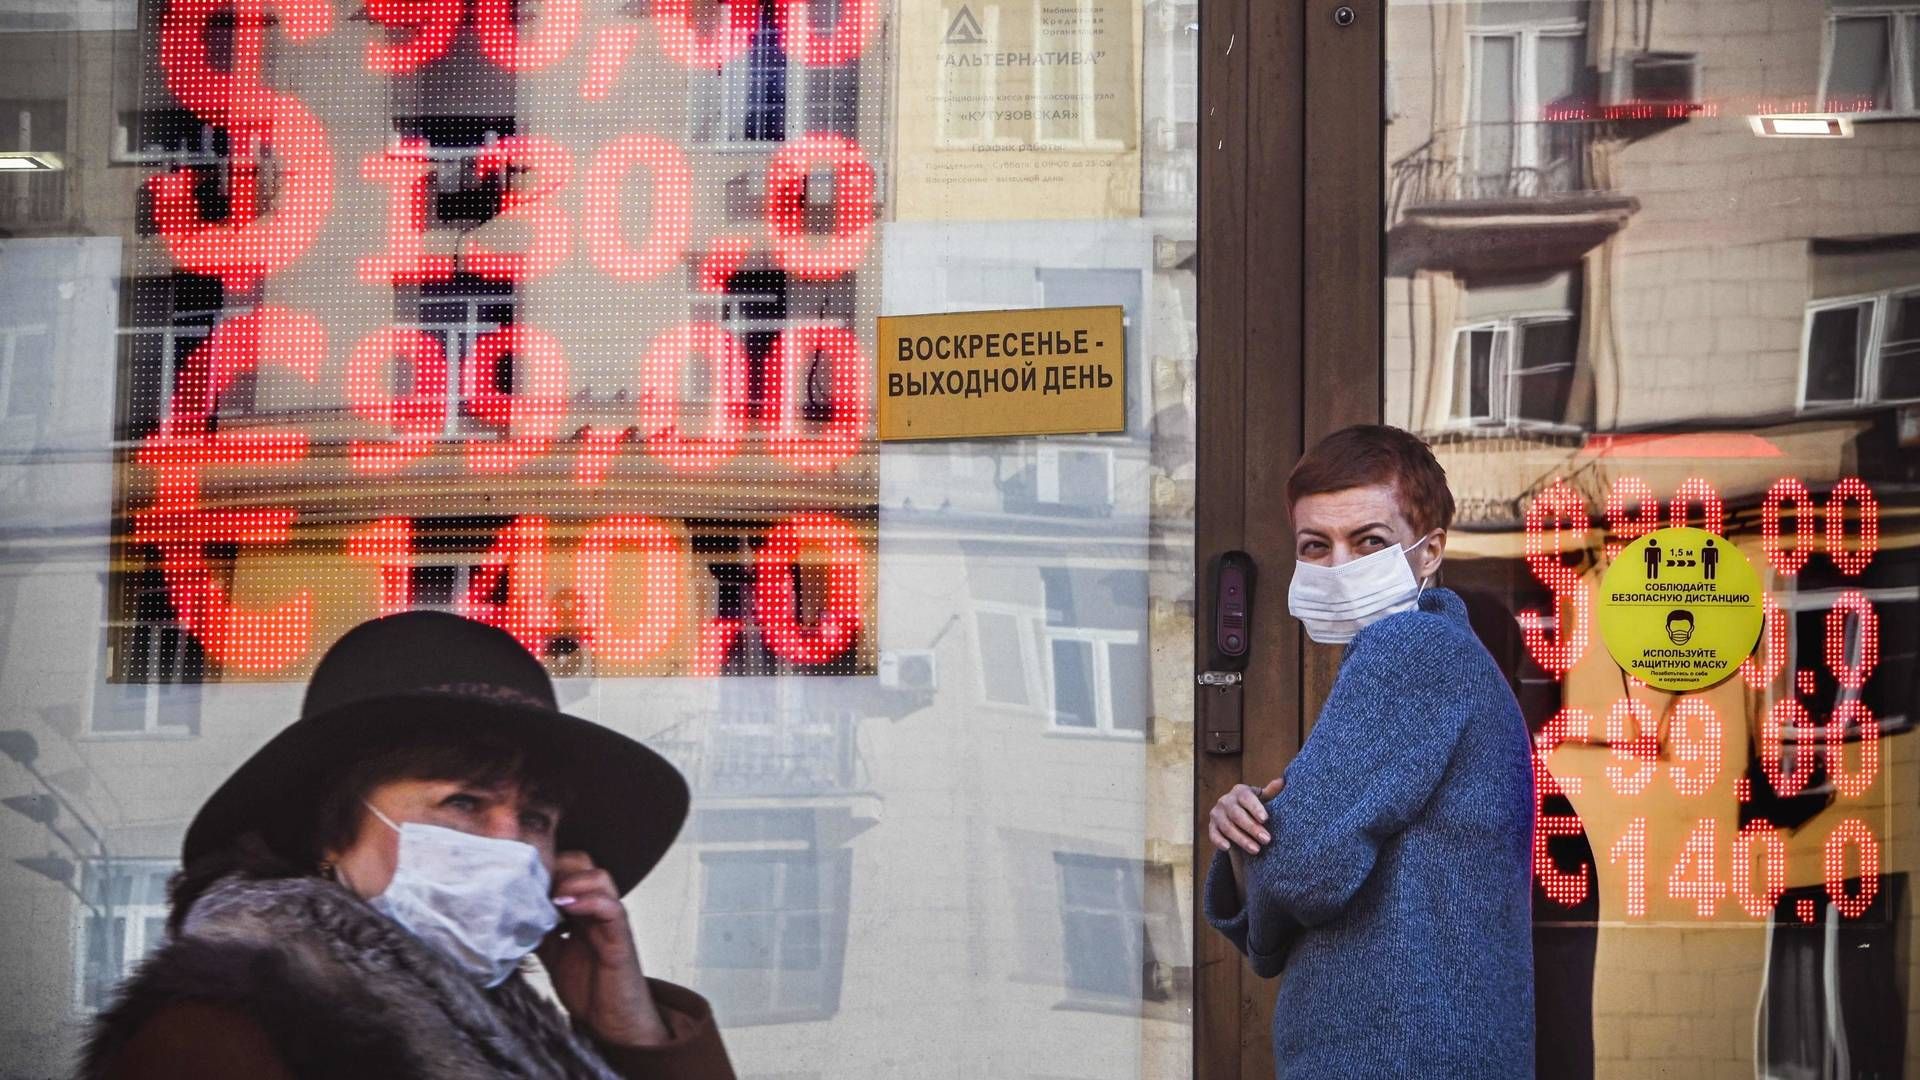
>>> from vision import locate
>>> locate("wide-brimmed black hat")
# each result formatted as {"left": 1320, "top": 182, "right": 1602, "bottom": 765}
{"left": 182, "top": 611, "right": 689, "bottom": 896}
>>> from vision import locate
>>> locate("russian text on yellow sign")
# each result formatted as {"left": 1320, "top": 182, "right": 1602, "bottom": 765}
{"left": 1598, "top": 526, "right": 1765, "bottom": 693}
{"left": 876, "top": 306, "right": 1126, "bottom": 441}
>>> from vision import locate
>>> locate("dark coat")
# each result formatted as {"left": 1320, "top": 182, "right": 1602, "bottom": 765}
{"left": 80, "top": 874, "right": 735, "bottom": 1080}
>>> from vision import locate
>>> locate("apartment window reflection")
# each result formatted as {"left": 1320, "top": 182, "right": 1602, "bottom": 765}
{"left": 396, "top": 276, "right": 515, "bottom": 435}
{"left": 117, "top": 274, "right": 225, "bottom": 442}
{"left": 1448, "top": 269, "right": 1588, "bottom": 432}
{"left": 97, "top": 570, "right": 203, "bottom": 735}
{"left": 697, "top": 843, "right": 849, "bottom": 1026}
{"left": 389, "top": 115, "right": 514, "bottom": 227}
{"left": 75, "top": 860, "right": 176, "bottom": 1012}
{"left": 1781, "top": 559, "right": 1920, "bottom": 736}
{"left": 1823, "top": 6, "right": 1920, "bottom": 114}
{"left": 689, "top": 0, "right": 795, "bottom": 145}
{"left": 1759, "top": 876, "right": 1907, "bottom": 1078}
{"left": 1465, "top": 23, "right": 1589, "bottom": 199}
{"left": 2, "top": 99, "right": 67, "bottom": 227}
{"left": 1054, "top": 855, "right": 1185, "bottom": 1008}
{"left": 1040, "top": 568, "right": 1148, "bottom": 738}
{"left": 1801, "top": 286, "right": 1920, "bottom": 410}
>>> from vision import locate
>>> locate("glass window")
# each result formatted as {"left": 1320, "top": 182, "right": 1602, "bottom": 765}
{"left": 1391, "top": 1, "right": 1920, "bottom": 1074}
{"left": 1, "top": 0, "right": 1193, "bottom": 1070}
{"left": 1829, "top": 15, "right": 1895, "bottom": 111}
{"left": 76, "top": 860, "right": 177, "bottom": 1011}
{"left": 1879, "top": 288, "right": 1920, "bottom": 400}
{"left": 1804, "top": 300, "right": 1871, "bottom": 406}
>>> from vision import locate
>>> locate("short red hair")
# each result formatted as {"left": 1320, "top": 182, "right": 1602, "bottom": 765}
{"left": 1286, "top": 425, "right": 1456, "bottom": 535}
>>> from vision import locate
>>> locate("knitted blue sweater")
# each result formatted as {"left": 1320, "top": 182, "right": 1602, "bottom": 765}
{"left": 1204, "top": 588, "right": 1535, "bottom": 1078}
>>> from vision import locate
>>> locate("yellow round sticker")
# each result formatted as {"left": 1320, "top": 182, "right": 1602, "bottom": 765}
{"left": 1598, "top": 527, "right": 1765, "bottom": 692}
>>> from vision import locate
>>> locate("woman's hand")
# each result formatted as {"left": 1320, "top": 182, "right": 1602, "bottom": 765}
{"left": 1209, "top": 777, "right": 1284, "bottom": 855}
{"left": 538, "top": 851, "right": 672, "bottom": 1048}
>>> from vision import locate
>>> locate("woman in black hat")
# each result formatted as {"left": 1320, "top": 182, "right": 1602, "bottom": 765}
{"left": 80, "top": 611, "right": 736, "bottom": 1080}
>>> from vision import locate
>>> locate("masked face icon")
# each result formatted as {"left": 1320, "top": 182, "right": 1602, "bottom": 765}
{"left": 1666, "top": 609, "right": 1695, "bottom": 646}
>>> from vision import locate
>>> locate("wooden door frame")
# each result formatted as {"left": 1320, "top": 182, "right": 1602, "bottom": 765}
{"left": 1192, "top": 1, "right": 1383, "bottom": 1076}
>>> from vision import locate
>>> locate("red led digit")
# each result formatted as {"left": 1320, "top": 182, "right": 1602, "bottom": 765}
{"left": 1519, "top": 481, "right": 1591, "bottom": 677}
{"left": 652, "top": 0, "right": 759, "bottom": 68}
{"left": 1824, "top": 819, "right": 1881, "bottom": 918}
{"left": 1740, "top": 593, "right": 1787, "bottom": 688}
{"left": 773, "top": 0, "right": 879, "bottom": 66}
{"left": 1732, "top": 821, "right": 1787, "bottom": 918}
{"left": 365, "top": 0, "right": 462, "bottom": 74}
{"left": 1826, "top": 589, "right": 1879, "bottom": 690}
{"left": 1760, "top": 477, "right": 1813, "bottom": 576}
{"left": 1826, "top": 701, "right": 1880, "bottom": 798}
{"left": 160, "top": 0, "right": 330, "bottom": 131}
{"left": 582, "top": 134, "right": 691, "bottom": 282}
{"left": 137, "top": 308, "right": 324, "bottom": 506}
{"left": 754, "top": 512, "right": 866, "bottom": 665}
{"left": 1666, "top": 698, "right": 1723, "bottom": 797}
{"left": 128, "top": 308, "right": 324, "bottom": 672}
{"left": 1603, "top": 696, "right": 1658, "bottom": 796}
{"left": 573, "top": 426, "right": 628, "bottom": 486}
{"left": 765, "top": 133, "right": 877, "bottom": 280}
{"left": 640, "top": 323, "right": 749, "bottom": 470}
{"left": 576, "top": 515, "right": 684, "bottom": 663}
{"left": 1533, "top": 707, "right": 1592, "bottom": 909}
{"left": 461, "top": 515, "right": 554, "bottom": 654}
{"left": 1607, "top": 817, "right": 1649, "bottom": 919}
{"left": 581, "top": 25, "right": 647, "bottom": 100}
{"left": 149, "top": 98, "right": 335, "bottom": 290}
{"left": 692, "top": 618, "right": 744, "bottom": 676}
{"left": 767, "top": 325, "right": 868, "bottom": 471}
{"left": 464, "top": 136, "right": 573, "bottom": 282}
{"left": 1759, "top": 698, "right": 1816, "bottom": 797}
{"left": 475, "top": 0, "right": 578, "bottom": 70}
{"left": 347, "top": 328, "right": 448, "bottom": 472}
{"left": 1825, "top": 477, "right": 1880, "bottom": 576}
{"left": 1665, "top": 818, "right": 1727, "bottom": 917}
{"left": 696, "top": 237, "right": 753, "bottom": 294}
{"left": 1668, "top": 476, "right": 1724, "bottom": 535}
{"left": 348, "top": 517, "right": 414, "bottom": 615}
{"left": 133, "top": 508, "right": 312, "bottom": 671}
{"left": 463, "top": 326, "right": 569, "bottom": 473}
{"left": 360, "top": 143, "right": 454, "bottom": 285}
{"left": 1603, "top": 475, "right": 1659, "bottom": 561}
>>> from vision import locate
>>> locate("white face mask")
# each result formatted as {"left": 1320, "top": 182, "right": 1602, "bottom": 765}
{"left": 1287, "top": 535, "right": 1434, "bottom": 645}
{"left": 360, "top": 802, "right": 560, "bottom": 988}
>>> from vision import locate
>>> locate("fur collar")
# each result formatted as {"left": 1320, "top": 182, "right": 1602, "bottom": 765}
{"left": 81, "top": 873, "right": 623, "bottom": 1080}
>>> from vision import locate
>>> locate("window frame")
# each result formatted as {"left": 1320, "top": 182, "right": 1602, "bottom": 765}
{"left": 1042, "top": 624, "right": 1147, "bottom": 740}
{"left": 971, "top": 602, "right": 1042, "bottom": 710}
{"left": 69, "top": 858, "right": 177, "bottom": 1015}
{"left": 1819, "top": 8, "right": 1920, "bottom": 118}
{"left": 1797, "top": 286, "right": 1920, "bottom": 412}
{"left": 693, "top": 844, "right": 845, "bottom": 1027}
{"left": 395, "top": 292, "right": 516, "bottom": 438}
{"left": 1777, "top": 582, "right": 1919, "bottom": 737}
{"left": 686, "top": 1, "right": 814, "bottom": 151}
{"left": 1446, "top": 307, "right": 1581, "bottom": 432}
{"left": 1460, "top": 22, "right": 1588, "bottom": 187}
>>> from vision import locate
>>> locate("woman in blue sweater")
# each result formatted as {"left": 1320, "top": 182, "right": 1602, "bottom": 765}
{"left": 1204, "top": 425, "right": 1535, "bottom": 1078}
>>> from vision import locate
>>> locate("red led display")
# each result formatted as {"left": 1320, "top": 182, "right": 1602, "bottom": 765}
{"left": 1519, "top": 481, "right": 1591, "bottom": 677}
{"left": 1526, "top": 474, "right": 1895, "bottom": 921}
{"left": 121, "top": 0, "right": 880, "bottom": 679}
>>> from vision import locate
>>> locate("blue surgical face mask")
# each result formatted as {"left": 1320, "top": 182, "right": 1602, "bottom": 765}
{"left": 1286, "top": 535, "right": 1434, "bottom": 644}
{"left": 361, "top": 801, "right": 560, "bottom": 988}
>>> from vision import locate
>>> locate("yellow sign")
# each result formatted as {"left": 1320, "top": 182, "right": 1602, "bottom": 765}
{"left": 892, "top": 0, "right": 1142, "bottom": 220}
{"left": 876, "top": 306, "right": 1126, "bottom": 440}
{"left": 1598, "top": 527, "right": 1765, "bottom": 692}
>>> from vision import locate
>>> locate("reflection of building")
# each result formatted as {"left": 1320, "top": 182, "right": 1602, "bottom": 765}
{"left": 0, "top": 1, "right": 1201, "bottom": 1078}
{"left": 1388, "top": 3, "right": 1920, "bottom": 1077}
